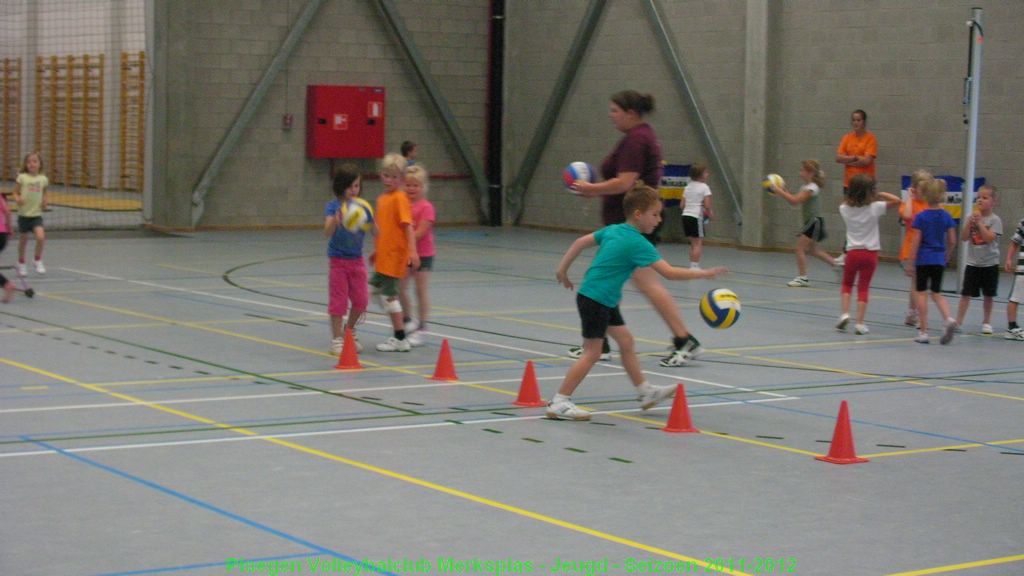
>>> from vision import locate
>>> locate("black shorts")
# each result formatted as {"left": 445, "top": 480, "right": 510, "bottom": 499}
{"left": 577, "top": 293, "right": 624, "bottom": 340}
{"left": 681, "top": 215, "right": 705, "bottom": 238}
{"left": 960, "top": 264, "right": 999, "bottom": 297}
{"left": 799, "top": 217, "right": 826, "bottom": 242}
{"left": 915, "top": 264, "right": 945, "bottom": 293}
{"left": 17, "top": 216, "right": 42, "bottom": 234}
{"left": 414, "top": 255, "right": 434, "bottom": 271}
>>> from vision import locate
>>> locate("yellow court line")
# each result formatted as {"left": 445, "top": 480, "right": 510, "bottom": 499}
{"left": 36, "top": 292, "right": 427, "bottom": 379}
{"left": 0, "top": 357, "right": 750, "bottom": 576}
{"left": 714, "top": 348, "right": 1023, "bottom": 402}
{"left": 864, "top": 438, "right": 1024, "bottom": 458}
{"left": 886, "top": 553, "right": 1024, "bottom": 575}
{"left": 722, "top": 336, "right": 910, "bottom": 353}
{"left": 604, "top": 412, "right": 822, "bottom": 458}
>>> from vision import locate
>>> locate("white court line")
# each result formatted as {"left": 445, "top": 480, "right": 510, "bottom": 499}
{"left": 0, "top": 374, "right": 593, "bottom": 415}
{"left": 0, "top": 395, "right": 799, "bottom": 459}
{"left": 53, "top": 267, "right": 785, "bottom": 402}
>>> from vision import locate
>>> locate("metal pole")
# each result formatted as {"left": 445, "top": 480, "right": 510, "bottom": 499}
{"left": 189, "top": 0, "right": 326, "bottom": 227}
{"left": 506, "top": 0, "right": 606, "bottom": 224}
{"left": 644, "top": 0, "right": 742, "bottom": 225}
{"left": 958, "top": 7, "right": 983, "bottom": 290}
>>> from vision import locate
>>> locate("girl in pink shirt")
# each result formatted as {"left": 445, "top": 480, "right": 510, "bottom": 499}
{"left": 400, "top": 165, "right": 436, "bottom": 347}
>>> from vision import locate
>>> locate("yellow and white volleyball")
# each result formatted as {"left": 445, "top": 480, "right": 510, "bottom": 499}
{"left": 699, "top": 288, "right": 741, "bottom": 329}
{"left": 340, "top": 198, "right": 373, "bottom": 233}
{"left": 762, "top": 173, "right": 785, "bottom": 193}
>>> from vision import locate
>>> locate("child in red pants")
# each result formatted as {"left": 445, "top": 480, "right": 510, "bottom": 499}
{"left": 836, "top": 174, "right": 901, "bottom": 334}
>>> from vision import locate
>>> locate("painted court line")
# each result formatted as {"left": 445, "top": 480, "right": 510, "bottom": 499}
{"left": 26, "top": 437, "right": 396, "bottom": 576}
{"left": 885, "top": 553, "right": 1024, "bottom": 576}
{"left": 1, "top": 357, "right": 752, "bottom": 576}
{"left": 0, "top": 394, "right": 800, "bottom": 460}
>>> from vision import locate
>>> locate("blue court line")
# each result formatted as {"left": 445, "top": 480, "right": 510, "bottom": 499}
{"left": 722, "top": 399, "right": 1024, "bottom": 454}
{"left": 23, "top": 437, "right": 399, "bottom": 576}
{"left": 91, "top": 552, "right": 317, "bottom": 576}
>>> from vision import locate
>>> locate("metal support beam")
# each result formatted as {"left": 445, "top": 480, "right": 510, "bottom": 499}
{"left": 507, "top": 0, "right": 607, "bottom": 225}
{"left": 376, "top": 0, "right": 489, "bottom": 224}
{"left": 189, "top": 0, "right": 326, "bottom": 227}
{"left": 643, "top": 0, "right": 742, "bottom": 225}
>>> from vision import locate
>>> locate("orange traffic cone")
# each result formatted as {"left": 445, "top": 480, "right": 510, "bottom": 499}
{"left": 430, "top": 339, "right": 458, "bottom": 381}
{"left": 334, "top": 328, "right": 362, "bottom": 370}
{"left": 513, "top": 361, "right": 546, "bottom": 407}
{"left": 815, "top": 400, "right": 869, "bottom": 464}
{"left": 662, "top": 383, "right": 699, "bottom": 433}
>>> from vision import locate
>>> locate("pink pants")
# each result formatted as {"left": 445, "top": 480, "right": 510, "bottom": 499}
{"left": 841, "top": 249, "right": 878, "bottom": 302}
{"left": 328, "top": 257, "right": 368, "bottom": 316}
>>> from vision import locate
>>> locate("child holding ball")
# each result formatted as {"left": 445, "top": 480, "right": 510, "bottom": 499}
{"left": 769, "top": 160, "right": 840, "bottom": 287}
{"left": 324, "top": 164, "right": 373, "bottom": 355}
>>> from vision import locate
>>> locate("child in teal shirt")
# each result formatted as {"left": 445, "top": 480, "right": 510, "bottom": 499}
{"left": 550, "top": 185, "right": 726, "bottom": 420}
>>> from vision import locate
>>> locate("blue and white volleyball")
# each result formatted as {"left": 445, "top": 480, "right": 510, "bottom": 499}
{"left": 340, "top": 198, "right": 373, "bottom": 233}
{"left": 699, "top": 288, "right": 741, "bottom": 329}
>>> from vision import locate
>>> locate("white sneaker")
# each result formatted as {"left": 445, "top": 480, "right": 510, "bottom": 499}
{"left": 914, "top": 332, "right": 930, "bottom": 344}
{"left": 567, "top": 345, "right": 611, "bottom": 361}
{"left": 834, "top": 254, "right": 845, "bottom": 266}
{"left": 407, "top": 330, "right": 424, "bottom": 347}
{"left": 33, "top": 260, "right": 45, "bottom": 274}
{"left": 331, "top": 336, "right": 362, "bottom": 354}
{"left": 904, "top": 309, "right": 919, "bottom": 327}
{"left": 15, "top": 262, "right": 26, "bottom": 276}
{"left": 940, "top": 320, "right": 957, "bottom": 345}
{"left": 1005, "top": 328, "right": 1024, "bottom": 341}
{"left": 787, "top": 276, "right": 809, "bottom": 287}
{"left": 404, "top": 318, "right": 419, "bottom": 333}
{"left": 545, "top": 400, "right": 591, "bottom": 421}
{"left": 376, "top": 336, "right": 411, "bottom": 352}
{"left": 638, "top": 384, "right": 676, "bottom": 410}
{"left": 982, "top": 323, "right": 993, "bottom": 335}
{"left": 854, "top": 323, "right": 869, "bottom": 335}
{"left": 835, "top": 313, "right": 850, "bottom": 332}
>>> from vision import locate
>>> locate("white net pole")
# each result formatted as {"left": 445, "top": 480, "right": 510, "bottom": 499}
{"left": 958, "top": 7, "right": 983, "bottom": 291}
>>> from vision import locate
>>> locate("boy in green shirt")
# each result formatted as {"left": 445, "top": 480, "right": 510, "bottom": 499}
{"left": 550, "top": 185, "right": 727, "bottom": 420}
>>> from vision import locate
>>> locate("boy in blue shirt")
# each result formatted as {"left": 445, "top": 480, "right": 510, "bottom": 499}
{"left": 909, "top": 178, "right": 958, "bottom": 344}
{"left": 549, "top": 185, "right": 726, "bottom": 420}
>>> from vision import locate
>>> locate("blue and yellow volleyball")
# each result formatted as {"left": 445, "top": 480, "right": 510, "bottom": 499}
{"left": 699, "top": 288, "right": 741, "bottom": 329}
{"left": 340, "top": 198, "right": 374, "bottom": 233}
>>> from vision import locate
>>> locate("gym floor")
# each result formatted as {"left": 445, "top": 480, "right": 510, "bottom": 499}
{"left": 1, "top": 228, "right": 1021, "bottom": 576}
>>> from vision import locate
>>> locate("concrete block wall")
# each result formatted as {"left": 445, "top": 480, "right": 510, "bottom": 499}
{"left": 507, "top": 0, "right": 1024, "bottom": 262}
{"left": 769, "top": 0, "right": 1024, "bottom": 260}
{"left": 505, "top": 0, "right": 747, "bottom": 245}
{"left": 151, "top": 0, "right": 488, "bottom": 228}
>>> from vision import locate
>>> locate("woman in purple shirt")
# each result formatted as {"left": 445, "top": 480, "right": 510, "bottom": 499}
{"left": 570, "top": 90, "right": 703, "bottom": 367}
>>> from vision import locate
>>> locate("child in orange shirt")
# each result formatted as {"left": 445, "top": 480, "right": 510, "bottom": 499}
{"left": 899, "top": 170, "right": 932, "bottom": 327}
{"left": 370, "top": 153, "right": 420, "bottom": 352}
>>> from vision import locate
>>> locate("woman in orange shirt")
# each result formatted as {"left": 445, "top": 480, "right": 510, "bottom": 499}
{"left": 835, "top": 109, "right": 878, "bottom": 265}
